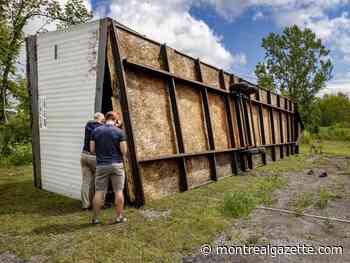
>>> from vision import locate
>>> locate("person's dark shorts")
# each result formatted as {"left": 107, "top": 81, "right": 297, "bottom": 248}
{"left": 95, "top": 163, "right": 125, "bottom": 192}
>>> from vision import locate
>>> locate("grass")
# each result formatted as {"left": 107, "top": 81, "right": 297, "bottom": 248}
{"left": 0, "top": 140, "right": 349, "bottom": 262}
{"left": 0, "top": 166, "right": 285, "bottom": 262}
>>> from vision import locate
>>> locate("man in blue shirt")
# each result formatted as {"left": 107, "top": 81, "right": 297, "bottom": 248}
{"left": 90, "top": 111, "right": 128, "bottom": 224}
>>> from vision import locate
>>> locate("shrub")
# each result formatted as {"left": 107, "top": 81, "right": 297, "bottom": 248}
{"left": 316, "top": 187, "right": 338, "bottom": 209}
{"left": 0, "top": 143, "right": 32, "bottom": 166}
{"left": 223, "top": 191, "right": 257, "bottom": 218}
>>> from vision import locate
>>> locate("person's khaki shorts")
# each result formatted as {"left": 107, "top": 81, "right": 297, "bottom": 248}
{"left": 95, "top": 163, "right": 125, "bottom": 192}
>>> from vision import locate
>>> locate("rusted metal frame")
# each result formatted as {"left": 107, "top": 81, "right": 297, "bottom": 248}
{"left": 267, "top": 90, "right": 277, "bottom": 161}
{"left": 242, "top": 97, "right": 253, "bottom": 146}
{"left": 195, "top": 59, "right": 218, "bottom": 181}
{"left": 256, "top": 91, "right": 267, "bottom": 165}
{"left": 286, "top": 113, "right": 291, "bottom": 156}
{"left": 251, "top": 99, "right": 293, "bottom": 114}
{"left": 233, "top": 93, "right": 247, "bottom": 171}
{"left": 161, "top": 44, "right": 188, "bottom": 191}
{"left": 264, "top": 142, "right": 295, "bottom": 147}
{"left": 124, "top": 60, "right": 229, "bottom": 96}
{"left": 293, "top": 103, "right": 300, "bottom": 154}
{"left": 277, "top": 95, "right": 284, "bottom": 159}
{"left": 26, "top": 36, "right": 42, "bottom": 189}
{"left": 138, "top": 148, "right": 244, "bottom": 163}
{"left": 242, "top": 97, "right": 254, "bottom": 169}
{"left": 110, "top": 24, "right": 145, "bottom": 206}
{"left": 290, "top": 113, "right": 295, "bottom": 155}
{"left": 289, "top": 101, "right": 295, "bottom": 155}
{"left": 220, "top": 70, "right": 238, "bottom": 174}
{"left": 249, "top": 99, "right": 257, "bottom": 147}
{"left": 95, "top": 18, "right": 109, "bottom": 112}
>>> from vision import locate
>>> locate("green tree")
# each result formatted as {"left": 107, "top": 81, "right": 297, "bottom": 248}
{"left": 255, "top": 25, "right": 333, "bottom": 131}
{"left": 0, "top": 0, "right": 92, "bottom": 124}
{"left": 319, "top": 93, "right": 350, "bottom": 127}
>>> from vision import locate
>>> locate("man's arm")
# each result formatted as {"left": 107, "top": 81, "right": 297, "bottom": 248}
{"left": 119, "top": 141, "right": 128, "bottom": 157}
{"left": 90, "top": 140, "right": 96, "bottom": 154}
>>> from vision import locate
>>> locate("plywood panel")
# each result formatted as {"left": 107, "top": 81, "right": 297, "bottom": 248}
{"left": 273, "top": 110, "right": 281, "bottom": 144}
{"left": 282, "top": 112, "right": 288, "bottom": 143}
{"left": 259, "top": 89, "right": 268, "bottom": 103}
{"left": 262, "top": 106, "right": 272, "bottom": 144}
{"left": 252, "top": 104, "right": 262, "bottom": 145}
{"left": 216, "top": 153, "right": 232, "bottom": 178}
{"left": 176, "top": 82, "right": 208, "bottom": 153}
{"left": 125, "top": 69, "right": 176, "bottom": 159}
{"left": 246, "top": 101, "right": 254, "bottom": 146}
{"left": 167, "top": 49, "right": 197, "bottom": 80}
{"left": 224, "top": 73, "right": 231, "bottom": 91}
{"left": 141, "top": 160, "right": 179, "bottom": 200}
{"left": 208, "top": 93, "right": 230, "bottom": 150}
{"left": 201, "top": 63, "right": 220, "bottom": 89}
{"left": 118, "top": 29, "right": 164, "bottom": 69}
{"left": 229, "top": 97, "right": 241, "bottom": 148}
{"left": 186, "top": 156, "right": 211, "bottom": 188}
{"left": 271, "top": 93, "right": 277, "bottom": 106}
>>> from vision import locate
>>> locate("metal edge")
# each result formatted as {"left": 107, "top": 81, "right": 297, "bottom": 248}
{"left": 26, "top": 36, "right": 42, "bottom": 189}
{"left": 94, "top": 18, "right": 109, "bottom": 112}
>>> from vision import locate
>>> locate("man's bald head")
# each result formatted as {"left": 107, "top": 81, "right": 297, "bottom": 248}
{"left": 94, "top": 112, "right": 105, "bottom": 123}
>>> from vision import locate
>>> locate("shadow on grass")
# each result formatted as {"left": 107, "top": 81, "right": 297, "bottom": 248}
{"left": 31, "top": 223, "right": 92, "bottom": 235}
{"left": 0, "top": 179, "right": 81, "bottom": 217}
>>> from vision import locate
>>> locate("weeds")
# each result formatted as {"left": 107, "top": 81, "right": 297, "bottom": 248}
{"left": 223, "top": 191, "right": 257, "bottom": 218}
{"left": 316, "top": 187, "right": 338, "bottom": 209}
{"left": 291, "top": 192, "right": 314, "bottom": 215}
{"left": 223, "top": 175, "right": 288, "bottom": 217}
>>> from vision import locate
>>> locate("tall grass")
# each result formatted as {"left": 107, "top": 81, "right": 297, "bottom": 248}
{"left": 301, "top": 125, "right": 350, "bottom": 144}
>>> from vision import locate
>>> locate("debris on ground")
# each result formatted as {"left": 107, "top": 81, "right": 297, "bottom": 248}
{"left": 140, "top": 209, "right": 171, "bottom": 221}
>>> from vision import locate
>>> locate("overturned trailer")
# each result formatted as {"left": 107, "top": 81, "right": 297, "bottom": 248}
{"left": 26, "top": 18, "right": 302, "bottom": 206}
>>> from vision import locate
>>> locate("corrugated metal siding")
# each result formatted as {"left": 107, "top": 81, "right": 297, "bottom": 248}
{"left": 37, "top": 21, "right": 100, "bottom": 199}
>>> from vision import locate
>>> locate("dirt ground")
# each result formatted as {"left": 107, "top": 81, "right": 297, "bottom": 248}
{"left": 184, "top": 155, "right": 350, "bottom": 262}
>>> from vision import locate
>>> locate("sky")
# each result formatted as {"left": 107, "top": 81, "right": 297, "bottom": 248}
{"left": 25, "top": 0, "right": 350, "bottom": 96}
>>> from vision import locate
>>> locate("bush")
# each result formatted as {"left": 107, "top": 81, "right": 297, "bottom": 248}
{"left": 300, "top": 130, "right": 313, "bottom": 144}
{"left": 223, "top": 191, "right": 257, "bottom": 218}
{"left": 0, "top": 143, "right": 32, "bottom": 166}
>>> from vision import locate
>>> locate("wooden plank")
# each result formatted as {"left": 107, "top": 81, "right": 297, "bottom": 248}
{"left": 208, "top": 92, "right": 230, "bottom": 150}
{"left": 26, "top": 36, "right": 41, "bottom": 189}
{"left": 176, "top": 82, "right": 208, "bottom": 152}
{"left": 141, "top": 160, "right": 180, "bottom": 200}
{"left": 124, "top": 68, "right": 176, "bottom": 159}
{"left": 117, "top": 28, "right": 165, "bottom": 70}
{"left": 111, "top": 24, "right": 145, "bottom": 206}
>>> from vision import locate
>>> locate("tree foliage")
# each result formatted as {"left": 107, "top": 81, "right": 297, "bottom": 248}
{"left": 319, "top": 93, "right": 350, "bottom": 127}
{"left": 0, "top": 0, "right": 92, "bottom": 123}
{"left": 255, "top": 25, "right": 333, "bottom": 131}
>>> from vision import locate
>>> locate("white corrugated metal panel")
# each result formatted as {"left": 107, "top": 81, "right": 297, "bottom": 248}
{"left": 37, "top": 21, "right": 100, "bottom": 199}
